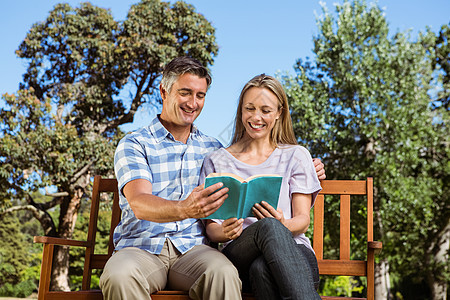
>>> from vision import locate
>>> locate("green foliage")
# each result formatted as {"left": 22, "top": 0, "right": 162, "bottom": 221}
{"left": 0, "top": 212, "right": 41, "bottom": 297}
{"left": 0, "top": 89, "right": 115, "bottom": 198}
{"left": 320, "top": 276, "right": 364, "bottom": 297}
{"left": 282, "top": 0, "right": 449, "bottom": 297}
{"left": 431, "top": 22, "right": 450, "bottom": 111}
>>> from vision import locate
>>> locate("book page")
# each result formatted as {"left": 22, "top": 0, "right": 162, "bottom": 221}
{"left": 206, "top": 172, "right": 246, "bottom": 182}
{"left": 246, "top": 174, "right": 282, "bottom": 182}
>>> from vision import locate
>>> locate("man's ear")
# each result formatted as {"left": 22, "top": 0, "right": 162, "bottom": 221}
{"left": 159, "top": 84, "right": 167, "bottom": 101}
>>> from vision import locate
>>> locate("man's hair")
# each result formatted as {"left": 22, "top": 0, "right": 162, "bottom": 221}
{"left": 161, "top": 57, "right": 212, "bottom": 93}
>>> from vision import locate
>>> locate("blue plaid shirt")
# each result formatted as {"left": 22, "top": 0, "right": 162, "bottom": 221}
{"left": 113, "top": 116, "right": 223, "bottom": 254}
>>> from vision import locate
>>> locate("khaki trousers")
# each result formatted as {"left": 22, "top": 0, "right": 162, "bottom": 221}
{"left": 99, "top": 239, "right": 241, "bottom": 300}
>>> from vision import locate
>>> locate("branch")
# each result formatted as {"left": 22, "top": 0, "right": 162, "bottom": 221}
{"left": 142, "top": 73, "right": 158, "bottom": 95}
{"left": 111, "top": 70, "right": 152, "bottom": 128}
{"left": 39, "top": 194, "right": 65, "bottom": 210}
{"left": 70, "top": 161, "right": 94, "bottom": 185}
{"left": 45, "top": 191, "right": 69, "bottom": 197}
{"left": 1, "top": 204, "right": 57, "bottom": 236}
{"left": 1, "top": 205, "right": 38, "bottom": 215}
{"left": 56, "top": 103, "right": 65, "bottom": 124}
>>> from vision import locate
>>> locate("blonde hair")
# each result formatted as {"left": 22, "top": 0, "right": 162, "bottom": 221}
{"left": 230, "top": 74, "right": 297, "bottom": 147}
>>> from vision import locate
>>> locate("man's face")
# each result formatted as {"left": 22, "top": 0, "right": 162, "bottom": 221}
{"left": 160, "top": 73, "right": 207, "bottom": 128}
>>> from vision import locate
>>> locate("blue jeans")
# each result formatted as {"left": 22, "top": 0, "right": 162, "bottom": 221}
{"left": 222, "top": 218, "right": 320, "bottom": 300}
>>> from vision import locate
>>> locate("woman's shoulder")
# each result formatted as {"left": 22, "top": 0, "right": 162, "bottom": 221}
{"left": 278, "top": 144, "right": 312, "bottom": 156}
{"left": 277, "top": 144, "right": 314, "bottom": 165}
{"left": 204, "top": 147, "right": 228, "bottom": 161}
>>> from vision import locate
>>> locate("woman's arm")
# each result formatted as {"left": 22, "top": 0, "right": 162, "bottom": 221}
{"left": 205, "top": 218, "right": 244, "bottom": 243}
{"left": 283, "top": 193, "right": 311, "bottom": 235}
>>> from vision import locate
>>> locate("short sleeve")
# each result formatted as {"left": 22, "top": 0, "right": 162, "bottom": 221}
{"left": 288, "top": 146, "right": 322, "bottom": 206}
{"left": 114, "top": 134, "right": 153, "bottom": 197}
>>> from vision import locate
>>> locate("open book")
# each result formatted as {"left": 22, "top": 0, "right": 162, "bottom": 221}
{"left": 202, "top": 173, "right": 282, "bottom": 219}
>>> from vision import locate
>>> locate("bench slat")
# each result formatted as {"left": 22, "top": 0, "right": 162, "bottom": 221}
{"left": 320, "top": 180, "right": 366, "bottom": 195}
{"left": 318, "top": 260, "right": 366, "bottom": 276}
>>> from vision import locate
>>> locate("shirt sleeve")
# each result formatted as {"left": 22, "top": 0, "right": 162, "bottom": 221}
{"left": 288, "top": 146, "right": 322, "bottom": 207}
{"left": 114, "top": 134, "right": 153, "bottom": 197}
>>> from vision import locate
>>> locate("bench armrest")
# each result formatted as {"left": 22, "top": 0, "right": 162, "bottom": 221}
{"left": 368, "top": 240, "right": 383, "bottom": 255}
{"left": 34, "top": 236, "right": 90, "bottom": 248}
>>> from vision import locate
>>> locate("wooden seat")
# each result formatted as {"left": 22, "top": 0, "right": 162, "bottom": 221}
{"left": 34, "top": 176, "right": 381, "bottom": 300}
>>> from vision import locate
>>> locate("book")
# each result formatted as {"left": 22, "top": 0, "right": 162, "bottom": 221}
{"left": 202, "top": 173, "right": 283, "bottom": 219}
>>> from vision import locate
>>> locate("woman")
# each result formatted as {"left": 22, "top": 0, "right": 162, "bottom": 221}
{"left": 199, "top": 74, "right": 322, "bottom": 300}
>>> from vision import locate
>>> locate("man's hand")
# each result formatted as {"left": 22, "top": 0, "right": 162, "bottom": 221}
{"left": 181, "top": 183, "right": 229, "bottom": 219}
{"left": 313, "top": 158, "right": 326, "bottom": 180}
{"left": 222, "top": 218, "right": 244, "bottom": 240}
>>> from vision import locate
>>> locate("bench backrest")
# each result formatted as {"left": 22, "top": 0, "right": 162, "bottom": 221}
{"left": 83, "top": 176, "right": 378, "bottom": 298}
{"left": 314, "top": 178, "right": 378, "bottom": 299}
{"left": 315, "top": 179, "right": 373, "bottom": 268}
{"left": 81, "top": 176, "right": 120, "bottom": 289}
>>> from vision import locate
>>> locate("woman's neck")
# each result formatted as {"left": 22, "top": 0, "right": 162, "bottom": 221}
{"left": 227, "top": 136, "right": 276, "bottom": 165}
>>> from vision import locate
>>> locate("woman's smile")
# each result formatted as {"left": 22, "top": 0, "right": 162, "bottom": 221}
{"left": 249, "top": 122, "right": 265, "bottom": 130}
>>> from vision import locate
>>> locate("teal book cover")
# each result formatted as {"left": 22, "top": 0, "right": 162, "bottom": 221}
{"left": 202, "top": 173, "right": 282, "bottom": 219}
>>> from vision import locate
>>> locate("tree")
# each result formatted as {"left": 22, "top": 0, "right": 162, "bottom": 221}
{"left": 431, "top": 23, "right": 450, "bottom": 111}
{"left": 281, "top": 1, "right": 449, "bottom": 299}
{"left": 0, "top": 0, "right": 218, "bottom": 291}
{"left": 422, "top": 22, "right": 450, "bottom": 300}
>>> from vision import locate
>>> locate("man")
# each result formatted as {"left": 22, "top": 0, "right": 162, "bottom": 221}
{"left": 100, "top": 57, "right": 325, "bottom": 299}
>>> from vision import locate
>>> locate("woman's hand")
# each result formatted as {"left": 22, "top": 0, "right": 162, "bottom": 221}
{"left": 222, "top": 218, "right": 244, "bottom": 240}
{"left": 252, "top": 201, "right": 286, "bottom": 225}
{"left": 313, "top": 158, "right": 326, "bottom": 180}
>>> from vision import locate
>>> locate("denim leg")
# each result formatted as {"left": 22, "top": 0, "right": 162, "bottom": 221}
{"left": 296, "top": 244, "right": 320, "bottom": 291}
{"left": 222, "top": 218, "right": 320, "bottom": 300}
{"left": 249, "top": 256, "right": 280, "bottom": 300}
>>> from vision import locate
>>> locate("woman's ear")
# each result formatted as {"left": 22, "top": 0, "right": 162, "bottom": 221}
{"left": 276, "top": 107, "right": 282, "bottom": 120}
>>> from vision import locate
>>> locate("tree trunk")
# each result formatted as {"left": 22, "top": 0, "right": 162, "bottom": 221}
{"left": 50, "top": 188, "right": 83, "bottom": 291}
{"left": 373, "top": 185, "right": 390, "bottom": 300}
{"left": 375, "top": 258, "right": 391, "bottom": 300}
{"left": 428, "top": 221, "right": 450, "bottom": 300}
{"left": 51, "top": 245, "right": 71, "bottom": 291}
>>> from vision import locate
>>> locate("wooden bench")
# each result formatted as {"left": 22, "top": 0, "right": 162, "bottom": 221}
{"left": 34, "top": 176, "right": 382, "bottom": 300}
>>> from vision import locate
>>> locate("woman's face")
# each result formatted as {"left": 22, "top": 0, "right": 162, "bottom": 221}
{"left": 241, "top": 87, "right": 281, "bottom": 141}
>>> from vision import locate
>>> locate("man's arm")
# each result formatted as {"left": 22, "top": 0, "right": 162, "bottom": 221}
{"left": 313, "top": 158, "right": 326, "bottom": 180}
{"left": 123, "top": 179, "right": 229, "bottom": 222}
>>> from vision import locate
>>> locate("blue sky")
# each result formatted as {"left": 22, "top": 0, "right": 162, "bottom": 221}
{"left": 1, "top": 0, "right": 449, "bottom": 145}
